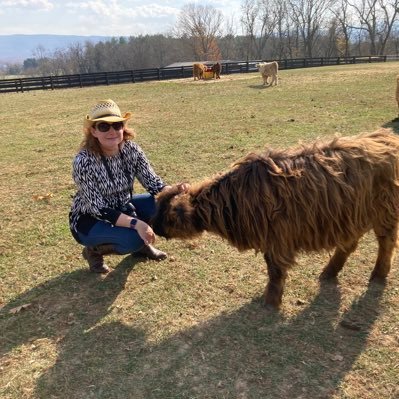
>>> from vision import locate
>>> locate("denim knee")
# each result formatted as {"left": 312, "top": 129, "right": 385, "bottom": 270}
{"left": 76, "top": 222, "right": 144, "bottom": 254}
{"left": 112, "top": 229, "right": 144, "bottom": 254}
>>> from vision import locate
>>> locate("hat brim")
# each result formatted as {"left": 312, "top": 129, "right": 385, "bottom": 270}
{"left": 84, "top": 112, "right": 132, "bottom": 129}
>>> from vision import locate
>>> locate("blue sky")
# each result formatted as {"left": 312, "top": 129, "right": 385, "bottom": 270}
{"left": 0, "top": 0, "right": 243, "bottom": 36}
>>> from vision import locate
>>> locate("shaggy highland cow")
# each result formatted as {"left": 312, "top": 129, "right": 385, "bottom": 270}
{"left": 193, "top": 63, "right": 206, "bottom": 81}
{"left": 152, "top": 129, "right": 399, "bottom": 309}
{"left": 256, "top": 61, "right": 279, "bottom": 86}
{"left": 211, "top": 62, "right": 221, "bottom": 79}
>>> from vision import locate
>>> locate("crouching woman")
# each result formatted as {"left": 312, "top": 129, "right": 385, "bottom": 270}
{"left": 69, "top": 99, "right": 173, "bottom": 273}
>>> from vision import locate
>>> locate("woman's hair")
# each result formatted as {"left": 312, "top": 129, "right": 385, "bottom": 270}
{"left": 80, "top": 123, "right": 136, "bottom": 156}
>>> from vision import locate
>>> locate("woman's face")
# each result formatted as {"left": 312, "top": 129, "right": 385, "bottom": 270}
{"left": 91, "top": 121, "right": 124, "bottom": 154}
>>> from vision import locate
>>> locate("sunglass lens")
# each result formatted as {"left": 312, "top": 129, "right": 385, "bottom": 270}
{"left": 97, "top": 122, "right": 110, "bottom": 132}
{"left": 96, "top": 122, "right": 124, "bottom": 132}
{"left": 112, "top": 122, "right": 124, "bottom": 130}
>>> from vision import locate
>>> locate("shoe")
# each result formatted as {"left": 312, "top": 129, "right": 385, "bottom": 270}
{"left": 82, "top": 245, "right": 115, "bottom": 273}
{"left": 134, "top": 244, "right": 167, "bottom": 261}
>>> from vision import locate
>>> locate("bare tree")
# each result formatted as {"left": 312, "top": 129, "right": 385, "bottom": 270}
{"left": 287, "top": 0, "right": 333, "bottom": 57}
{"left": 241, "top": 0, "right": 280, "bottom": 59}
{"left": 32, "top": 45, "right": 53, "bottom": 76}
{"left": 348, "top": 0, "right": 399, "bottom": 55}
{"left": 331, "top": 0, "right": 355, "bottom": 57}
{"left": 219, "top": 15, "right": 240, "bottom": 60}
{"left": 271, "top": 0, "right": 291, "bottom": 59}
{"left": 175, "top": 3, "right": 223, "bottom": 60}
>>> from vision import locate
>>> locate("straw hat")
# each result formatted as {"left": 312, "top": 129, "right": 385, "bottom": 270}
{"left": 84, "top": 99, "right": 132, "bottom": 128}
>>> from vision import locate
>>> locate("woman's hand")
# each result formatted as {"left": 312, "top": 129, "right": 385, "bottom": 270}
{"left": 135, "top": 220, "right": 155, "bottom": 245}
{"left": 177, "top": 182, "right": 190, "bottom": 193}
{"left": 116, "top": 213, "right": 155, "bottom": 245}
{"left": 162, "top": 182, "right": 190, "bottom": 193}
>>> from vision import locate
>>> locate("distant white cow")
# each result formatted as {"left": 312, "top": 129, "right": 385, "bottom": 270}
{"left": 256, "top": 61, "right": 279, "bottom": 86}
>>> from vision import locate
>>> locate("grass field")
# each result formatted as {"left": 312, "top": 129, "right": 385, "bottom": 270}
{"left": 0, "top": 62, "right": 399, "bottom": 399}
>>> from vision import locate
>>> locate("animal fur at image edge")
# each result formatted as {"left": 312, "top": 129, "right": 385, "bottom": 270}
{"left": 153, "top": 128, "right": 399, "bottom": 309}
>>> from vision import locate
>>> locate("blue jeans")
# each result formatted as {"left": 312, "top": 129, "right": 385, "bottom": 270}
{"left": 76, "top": 194, "right": 156, "bottom": 254}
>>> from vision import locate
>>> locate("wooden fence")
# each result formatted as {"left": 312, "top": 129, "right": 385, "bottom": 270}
{"left": 0, "top": 55, "right": 387, "bottom": 94}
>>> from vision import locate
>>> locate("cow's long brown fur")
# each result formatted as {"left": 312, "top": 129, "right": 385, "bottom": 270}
{"left": 153, "top": 129, "right": 399, "bottom": 309}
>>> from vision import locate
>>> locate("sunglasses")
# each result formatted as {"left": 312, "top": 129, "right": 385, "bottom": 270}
{"left": 95, "top": 121, "right": 124, "bottom": 132}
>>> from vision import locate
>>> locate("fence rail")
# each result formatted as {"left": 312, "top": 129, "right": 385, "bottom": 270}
{"left": 0, "top": 55, "right": 388, "bottom": 94}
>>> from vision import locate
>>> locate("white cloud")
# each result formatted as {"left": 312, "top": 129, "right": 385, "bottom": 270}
{"left": 0, "top": 0, "right": 243, "bottom": 36}
{"left": 66, "top": 0, "right": 119, "bottom": 17}
{"left": 61, "top": 0, "right": 180, "bottom": 35}
{"left": 126, "top": 3, "right": 180, "bottom": 18}
{"left": 65, "top": 1, "right": 179, "bottom": 19}
{"left": 0, "top": 0, "right": 54, "bottom": 10}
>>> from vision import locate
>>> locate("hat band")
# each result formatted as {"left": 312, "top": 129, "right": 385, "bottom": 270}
{"left": 96, "top": 113, "right": 122, "bottom": 118}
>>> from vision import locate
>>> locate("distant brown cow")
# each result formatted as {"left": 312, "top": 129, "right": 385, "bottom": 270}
{"left": 193, "top": 63, "right": 206, "bottom": 81}
{"left": 211, "top": 62, "right": 221, "bottom": 79}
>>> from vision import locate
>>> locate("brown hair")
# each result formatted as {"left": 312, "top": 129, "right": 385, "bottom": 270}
{"left": 80, "top": 122, "right": 136, "bottom": 156}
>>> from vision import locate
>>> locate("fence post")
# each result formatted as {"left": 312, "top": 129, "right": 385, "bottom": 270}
{"left": 50, "top": 76, "right": 54, "bottom": 90}
{"left": 157, "top": 68, "right": 161, "bottom": 80}
{"left": 19, "top": 79, "right": 24, "bottom": 93}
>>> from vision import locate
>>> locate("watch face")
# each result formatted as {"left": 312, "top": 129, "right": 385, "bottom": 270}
{"left": 130, "top": 218, "right": 137, "bottom": 228}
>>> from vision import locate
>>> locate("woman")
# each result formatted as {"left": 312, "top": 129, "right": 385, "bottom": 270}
{"left": 69, "top": 99, "right": 176, "bottom": 273}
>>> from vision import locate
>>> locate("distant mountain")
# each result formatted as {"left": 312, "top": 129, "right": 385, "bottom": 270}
{"left": 0, "top": 34, "right": 112, "bottom": 64}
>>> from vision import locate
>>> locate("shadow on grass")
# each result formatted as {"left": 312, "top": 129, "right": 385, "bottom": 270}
{"left": 382, "top": 118, "right": 399, "bottom": 134}
{"left": 247, "top": 84, "right": 270, "bottom": 90}
{"left": 0, "top": 258, "right": 386, "bottom": 399}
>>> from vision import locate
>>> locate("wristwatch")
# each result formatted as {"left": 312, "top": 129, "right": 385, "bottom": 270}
{"left": 130, "top": 218, "right": 138, "bottom": 229}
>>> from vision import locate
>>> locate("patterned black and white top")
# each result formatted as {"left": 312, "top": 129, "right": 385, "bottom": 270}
{"left": 69, "top": 140, "right": 165, "bottom": 238}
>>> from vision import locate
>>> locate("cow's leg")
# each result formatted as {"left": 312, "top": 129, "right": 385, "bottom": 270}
{"left": 263, "top": 253, "right": 291, "bottom": 310}
{"left": 319, "top": 239, "right": 359, "bottom": 280}
{"left": 370, "top": 221, "right": 398, "bottom": 282}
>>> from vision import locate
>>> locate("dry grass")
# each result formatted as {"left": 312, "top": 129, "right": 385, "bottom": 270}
{"left": 0, "top": 62, "right": 399, "bottom": 399}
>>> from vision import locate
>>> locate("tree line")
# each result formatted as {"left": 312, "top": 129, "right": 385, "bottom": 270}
{"left": 4, "top": 0, "right": 399, "bottom": 77}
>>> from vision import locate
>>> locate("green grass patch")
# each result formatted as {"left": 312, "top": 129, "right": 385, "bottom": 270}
{"left": 1, "top": 62, "right": 399, "bottom": 398}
